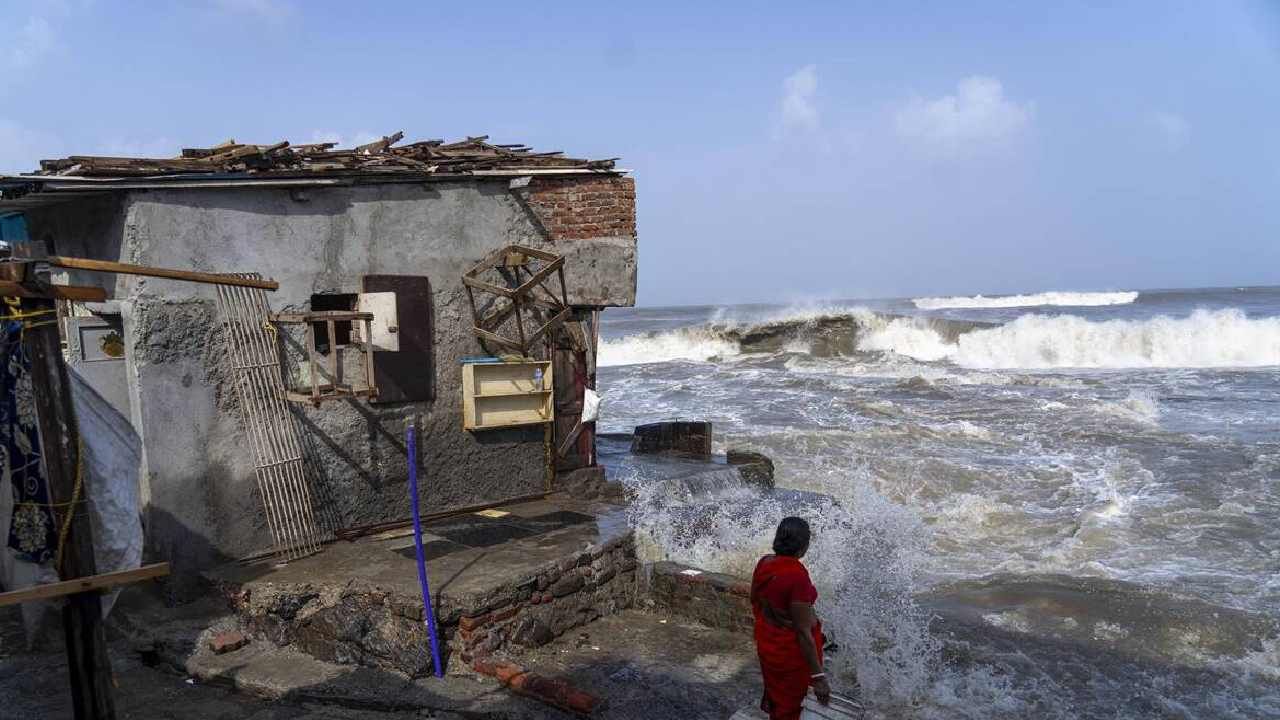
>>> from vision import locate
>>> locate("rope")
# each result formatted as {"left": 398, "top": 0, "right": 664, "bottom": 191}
{"left": 53, "top": 437, "right": 85, "bottom": 573}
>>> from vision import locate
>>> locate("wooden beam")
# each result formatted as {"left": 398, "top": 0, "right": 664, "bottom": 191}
{"left": 44, "top": 256, "right": 279, "bottom": 291}
{"left": 0, "top": 564, "right": 170, "bottom": 608}
{"left": 0, "top": 281, "right": 107, "bottom": 302}
{"left": 23, "top": 297, "right": 116, "bottom": 720}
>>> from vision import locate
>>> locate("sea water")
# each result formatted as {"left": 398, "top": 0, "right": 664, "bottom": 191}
{"left": 597, "top": 287, "right": 1280, "bottom": 719}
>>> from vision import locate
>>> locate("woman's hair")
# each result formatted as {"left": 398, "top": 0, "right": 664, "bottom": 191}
{"left": 772, "top": 516, "right": 811, "bottom": 557}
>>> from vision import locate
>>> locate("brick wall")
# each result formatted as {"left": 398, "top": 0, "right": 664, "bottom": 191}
{"left": 523, "top": 175, "right": 636, "bottom": 240}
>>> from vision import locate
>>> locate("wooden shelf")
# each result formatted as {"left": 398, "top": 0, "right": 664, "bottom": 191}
{"left": 462, "top": 360, "right": 553, "bottom": 431}
{"left": 476, "top": 388, "right": 554, "bottom": 398}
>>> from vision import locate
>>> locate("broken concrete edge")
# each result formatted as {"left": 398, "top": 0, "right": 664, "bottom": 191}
{"left": 645, "top": 561, "right": 752, "bottom": 635}
{"left": 555, "top": 466, "right": 627, "bottom": 502}
{"left": 473, "top": 658, "right": 603, "bottom": 715}
{"left": 207, "top": 531, "right": 640, "bottom": 678}
{"left": 106, "top": 558, "right": 752, "bottom": 716}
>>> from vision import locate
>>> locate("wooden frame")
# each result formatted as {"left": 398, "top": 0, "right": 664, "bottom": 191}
{"left": 461, "top": 245, "right": 571, "bottom": 355}
{"left": 270, "top": 311, "right": 378, "bottom": 406}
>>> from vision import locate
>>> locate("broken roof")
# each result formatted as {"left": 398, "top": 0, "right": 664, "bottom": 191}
{"left": 31, "top": 132, "right": 618, "bottom": 178}
{"left": 0, "top": 132, "right": 624, "bottom": 211}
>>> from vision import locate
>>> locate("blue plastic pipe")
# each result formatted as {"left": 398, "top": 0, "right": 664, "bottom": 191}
{"left": 407, "top": 424, "right": 445, "bottom": 677}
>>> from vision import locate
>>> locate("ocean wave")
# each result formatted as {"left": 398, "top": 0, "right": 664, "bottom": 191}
{"left": 944, "top": 309, "right": 1280, "bottom": 369}
{"left": 912, "top": 290, "right": 1139, "bottom": 310}
{"left": 597, "top": 326, "right": 740, "bottom": 366}
{"left": 599, "top": 307, "right": 1280, "bottom": 370}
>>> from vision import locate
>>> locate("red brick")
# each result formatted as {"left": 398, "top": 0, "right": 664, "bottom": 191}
{"left": 459, "top": 613, "right": 490, "bottom": 632}
{"left": 491, "top": 604, "right": 521, "bottom": 623}
{"left": 209, "top": 630, "right": 248, "bottom": 655}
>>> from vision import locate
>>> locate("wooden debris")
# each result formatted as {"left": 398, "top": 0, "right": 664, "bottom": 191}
{"left": 33, "top": 133, "right": 617, "bottom": 178}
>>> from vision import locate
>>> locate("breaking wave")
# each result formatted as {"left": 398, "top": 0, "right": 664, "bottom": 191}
{"left": 912, "top": 290, "right": 1139, "bottom": 310}
{"left": 600, "top": 308, "right": 1280, "bottom": 370}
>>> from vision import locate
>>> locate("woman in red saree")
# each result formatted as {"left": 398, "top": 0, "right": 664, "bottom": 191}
{"left": 752, "top": 516, "right": 831, "bottom": 720}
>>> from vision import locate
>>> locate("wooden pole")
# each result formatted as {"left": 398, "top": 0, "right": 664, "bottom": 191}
{"left": 22, "top": 297, "right": 116, "bottom": 720}
{"left": 43, "top": 256, "right": 279, "bottom": 291}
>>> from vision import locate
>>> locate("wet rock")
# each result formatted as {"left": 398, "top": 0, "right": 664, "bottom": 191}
{"left": 551, "top": 573, "right": 585, "bottom": 598}
{"left": 726, "top": 449, "right": 775, "bottom": 490}
{"left": 512, "top": 617, "right": 555, "bottom": 647}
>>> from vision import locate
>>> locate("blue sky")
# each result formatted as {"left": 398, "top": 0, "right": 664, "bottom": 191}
{"left": 2, "top": 1, "right": 1278, "bottom": 306}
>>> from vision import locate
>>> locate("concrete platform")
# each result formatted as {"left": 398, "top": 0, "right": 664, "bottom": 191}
{"left": 206, "top": 494, "right": 639, "bottom": 677}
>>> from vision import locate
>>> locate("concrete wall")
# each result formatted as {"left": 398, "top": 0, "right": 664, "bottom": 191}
{"left": 24, "top": 176, "right": 637, "bottom": 594}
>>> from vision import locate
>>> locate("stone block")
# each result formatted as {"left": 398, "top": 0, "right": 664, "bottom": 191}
{"left": 631, "top": 421, "right": 712, "bottom": 457}
{"left": 550, "top": 573, "right": 585, "bottom": 598}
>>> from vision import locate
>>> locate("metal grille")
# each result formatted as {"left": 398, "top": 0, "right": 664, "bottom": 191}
{"left": 215, "top": 277, "right": 323, "bottom": 560}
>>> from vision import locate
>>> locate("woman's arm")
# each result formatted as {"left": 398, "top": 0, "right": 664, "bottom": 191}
{"left": 789, "top": 601, "right": 832, "bottom": 705}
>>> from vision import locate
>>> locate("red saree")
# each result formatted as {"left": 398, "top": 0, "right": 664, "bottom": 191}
{"left": 751, "top": 555, "right": 824, "bottom": 720}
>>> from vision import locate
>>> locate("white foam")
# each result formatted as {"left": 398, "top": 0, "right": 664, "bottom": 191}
{"left": 598, "top": 326, "right": 740, "bottom": 367}
{"left": 855, "top": 314, "right": 955, "bottom": 361}
{"left": 912, "top": 290, "right": 1139, "bottom": 310}
{"left": 1096, "top": 389, "right": 1162, "bottom": 424}
{"left": 860, "top": 309, "right": 1280, "bottom": 370}
{"left": 625, "top": 463, "right": 940, "bottom": 709}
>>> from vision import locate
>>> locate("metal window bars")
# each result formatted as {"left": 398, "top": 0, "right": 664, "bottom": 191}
{"left": 215, "top": 277, "right": 323, "bottom": 561}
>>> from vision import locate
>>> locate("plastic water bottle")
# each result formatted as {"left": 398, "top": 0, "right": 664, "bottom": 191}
{"left": 533, "top": 368, "right": 543, "bottom": 389}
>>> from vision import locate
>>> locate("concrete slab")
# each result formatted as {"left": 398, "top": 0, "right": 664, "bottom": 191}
{"left": 205, "top": 495, "right": 639, "bottom": 678}
{"left": 518, "top": 609, "right": 763, "bottom": 720}
{"left": 208, "top": 495, "right": 629, "bottom": 610}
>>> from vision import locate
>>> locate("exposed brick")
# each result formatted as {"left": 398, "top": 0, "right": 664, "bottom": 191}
{"left": 459, "top": 613, "right": 490, "bottom": 632}
{"left": 491, "top": 604, "right": 521, "bottom": 624}
{"left": 523, "top": 176, "right": 636, "bottom": 241}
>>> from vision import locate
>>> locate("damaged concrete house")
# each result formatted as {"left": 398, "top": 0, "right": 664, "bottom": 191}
{"left": 0, "top": 134, "right": 637, "bottom": 595}
{"left": 0, "top": 136, "right": 803, "bottom": 719}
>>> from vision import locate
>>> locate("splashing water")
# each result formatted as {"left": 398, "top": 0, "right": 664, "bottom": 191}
{"left": 624, "top": 458, "right": 946, "bottom": 711}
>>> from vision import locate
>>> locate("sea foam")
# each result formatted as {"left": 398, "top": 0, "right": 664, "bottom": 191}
{"left": 912, "top": 290, "right": 1139, "bottom": 310}
{"left": 603, "top": 307, "right": 1280, "bottom": 370}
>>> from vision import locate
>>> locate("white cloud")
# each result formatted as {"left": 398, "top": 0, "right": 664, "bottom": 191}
{"left": 896, "top": 76, "right": 1032, "bottom": 152}
{"left": 779, "top": 65, "right": 820, "bottom": 133}
{"left": 214, "top": 0, "right": 296, "bottom": 21}
{"left": 1150, "top": 111, "right": 1190, "bottom": 151}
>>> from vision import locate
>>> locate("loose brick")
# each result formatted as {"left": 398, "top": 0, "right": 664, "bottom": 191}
{"left": 210, "top": 630, "right": 248, "bottom": 655}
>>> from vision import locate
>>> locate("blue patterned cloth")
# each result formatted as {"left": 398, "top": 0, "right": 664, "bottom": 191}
{"left": 2, "top": 319, "right": 56, "bottom": 564}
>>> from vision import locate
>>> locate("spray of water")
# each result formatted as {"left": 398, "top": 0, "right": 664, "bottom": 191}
{"left": 623, "top": 458, "right": 944, "bottom": 712}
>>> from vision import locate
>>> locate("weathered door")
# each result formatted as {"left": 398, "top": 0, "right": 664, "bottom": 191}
{"left": 551, "top": 310, "right": 596, "bottom": 471}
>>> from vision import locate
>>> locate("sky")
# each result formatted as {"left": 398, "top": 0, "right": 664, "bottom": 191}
{"left": 1, "top": 1, "right": 1278, "bottom": 306}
